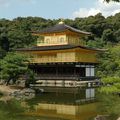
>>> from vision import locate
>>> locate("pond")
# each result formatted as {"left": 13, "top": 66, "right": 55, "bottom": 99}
{"left": 0, "top": 88, "right": 99, "bottom": 120}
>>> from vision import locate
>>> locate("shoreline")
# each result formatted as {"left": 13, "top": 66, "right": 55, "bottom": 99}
{"left": 0, "top": 85, "right": 35, "bottom": 101}
{"left": 0, "top": 85, "right": 21, "bottom": 95}
{"left": 0, "top": 85, "right": 21, "bottom": 101}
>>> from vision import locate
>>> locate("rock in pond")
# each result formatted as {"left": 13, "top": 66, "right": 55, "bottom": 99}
{"left": 10, "top": 88, "right": 35, "bottom": 100}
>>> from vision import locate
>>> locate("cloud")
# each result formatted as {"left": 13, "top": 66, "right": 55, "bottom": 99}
{"left": 73, "top": 8, "right": 101, "bottom": 18}
{"left": 72, "top": 0, "right": 120, "bottom": 18}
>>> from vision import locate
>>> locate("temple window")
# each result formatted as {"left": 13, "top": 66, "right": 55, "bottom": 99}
{"left": 46, "top": 38, "right": 50, "bottom": 44}
{"left": 59, "top": 37, "right": 64, "bottom": 43}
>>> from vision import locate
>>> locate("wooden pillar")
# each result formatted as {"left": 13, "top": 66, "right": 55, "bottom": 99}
{"left": 74, "top": 67, "right": 76, "bottom": 76}
{"left": 56, "top": 65, "right": 58, "bottom": 76}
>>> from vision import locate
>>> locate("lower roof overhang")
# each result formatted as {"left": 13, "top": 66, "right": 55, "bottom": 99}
{"left": 16, "top": 45, "right": 105, "bottom": 52}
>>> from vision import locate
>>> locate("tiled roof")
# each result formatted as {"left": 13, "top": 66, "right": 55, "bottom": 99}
{"left": 16, "top": 45, "right": 104, "bottom": 52}
{"left": 32, "top": 24, "right": 91, "bottom": 35}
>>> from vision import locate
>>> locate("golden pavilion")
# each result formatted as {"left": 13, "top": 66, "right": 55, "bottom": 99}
{"left": 17, "top": 22, "right": 102, "bottom": 89}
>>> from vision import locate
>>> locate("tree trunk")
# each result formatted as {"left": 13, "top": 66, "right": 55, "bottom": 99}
{"left": 6, "top": 78, "right": 11, "bottom": 86}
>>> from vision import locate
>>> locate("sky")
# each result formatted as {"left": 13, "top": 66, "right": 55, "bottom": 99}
{"left": 0, "top": 0, "right": 120, "bottom": 20}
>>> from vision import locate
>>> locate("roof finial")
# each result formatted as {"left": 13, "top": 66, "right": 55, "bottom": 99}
{"left": 58, "top": 18, "right": 64, "bottom": 24}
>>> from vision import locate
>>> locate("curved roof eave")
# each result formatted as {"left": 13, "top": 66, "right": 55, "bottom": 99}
{"left": 16, "top": 45, "right": 105, "bottom": 52}
{"left": 32, "top": 24, "right": 91, "bottom": 35}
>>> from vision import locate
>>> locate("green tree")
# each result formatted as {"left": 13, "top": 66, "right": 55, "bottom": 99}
{"left": 7, "top": 18, "right": 36, "bottom": 50}
{"left": 102, "top": 29, "right": 116, "bottom": 43}
{"left": 98, "top": 45, "right": 120, "bottom": 93}
{"left": 0, "top": 27, "right": 9, "bottom": 51}
{"left": 100, "top": 77, "right": 120, "bottom": 94}
{"left": 25, "top": 69, "right": 36, "bottom": 87}
{"left": 97, "top": 45, "right": 120, "bottom": 77}
{"left": 0, "top": 26, "right": 9, "bottom": 58}
{"left": 0, "top": 52, "right": 29, "bottom": 85}
{"left": 0, "top": 48, "right": 6, "bottom": 59}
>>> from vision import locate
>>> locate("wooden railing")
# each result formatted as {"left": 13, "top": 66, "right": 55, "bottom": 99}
{"left": 35, "top": 74, "right": 99, "bottom": 81}
{"left": 21, "top": 74, "right": 99, "bottom": 81}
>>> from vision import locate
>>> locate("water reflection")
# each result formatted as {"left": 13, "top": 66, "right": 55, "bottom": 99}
{"left": 26, "top": 88, "right": 98, "bottom": 120}
{"left": 0, "top": 99, "right": 67, "bottom": 120}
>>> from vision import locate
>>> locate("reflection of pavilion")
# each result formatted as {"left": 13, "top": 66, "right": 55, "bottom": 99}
{"left": 26, "top": 90, "right": 97, "bottom": 120}
{"left": 24, "top": 89, "right": 97, "bottom": 120}
{"left": 17, "top": 22, "right": 102, "bottom": 89}
{"left": 27, "top": 88, "right": 95, "bottom": 104}
{"left": 34, "top": 102, "right": 97, "bottom": 115}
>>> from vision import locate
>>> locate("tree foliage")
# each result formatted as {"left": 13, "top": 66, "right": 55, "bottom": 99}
{"left": 0, "top": 52, "right": 29, "bottom": 85}
{"left": 100, "top": 77, "right": 120, "bottom": 94}
{"left": 97, "top": 45, "right": 120, "bottom": 77}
